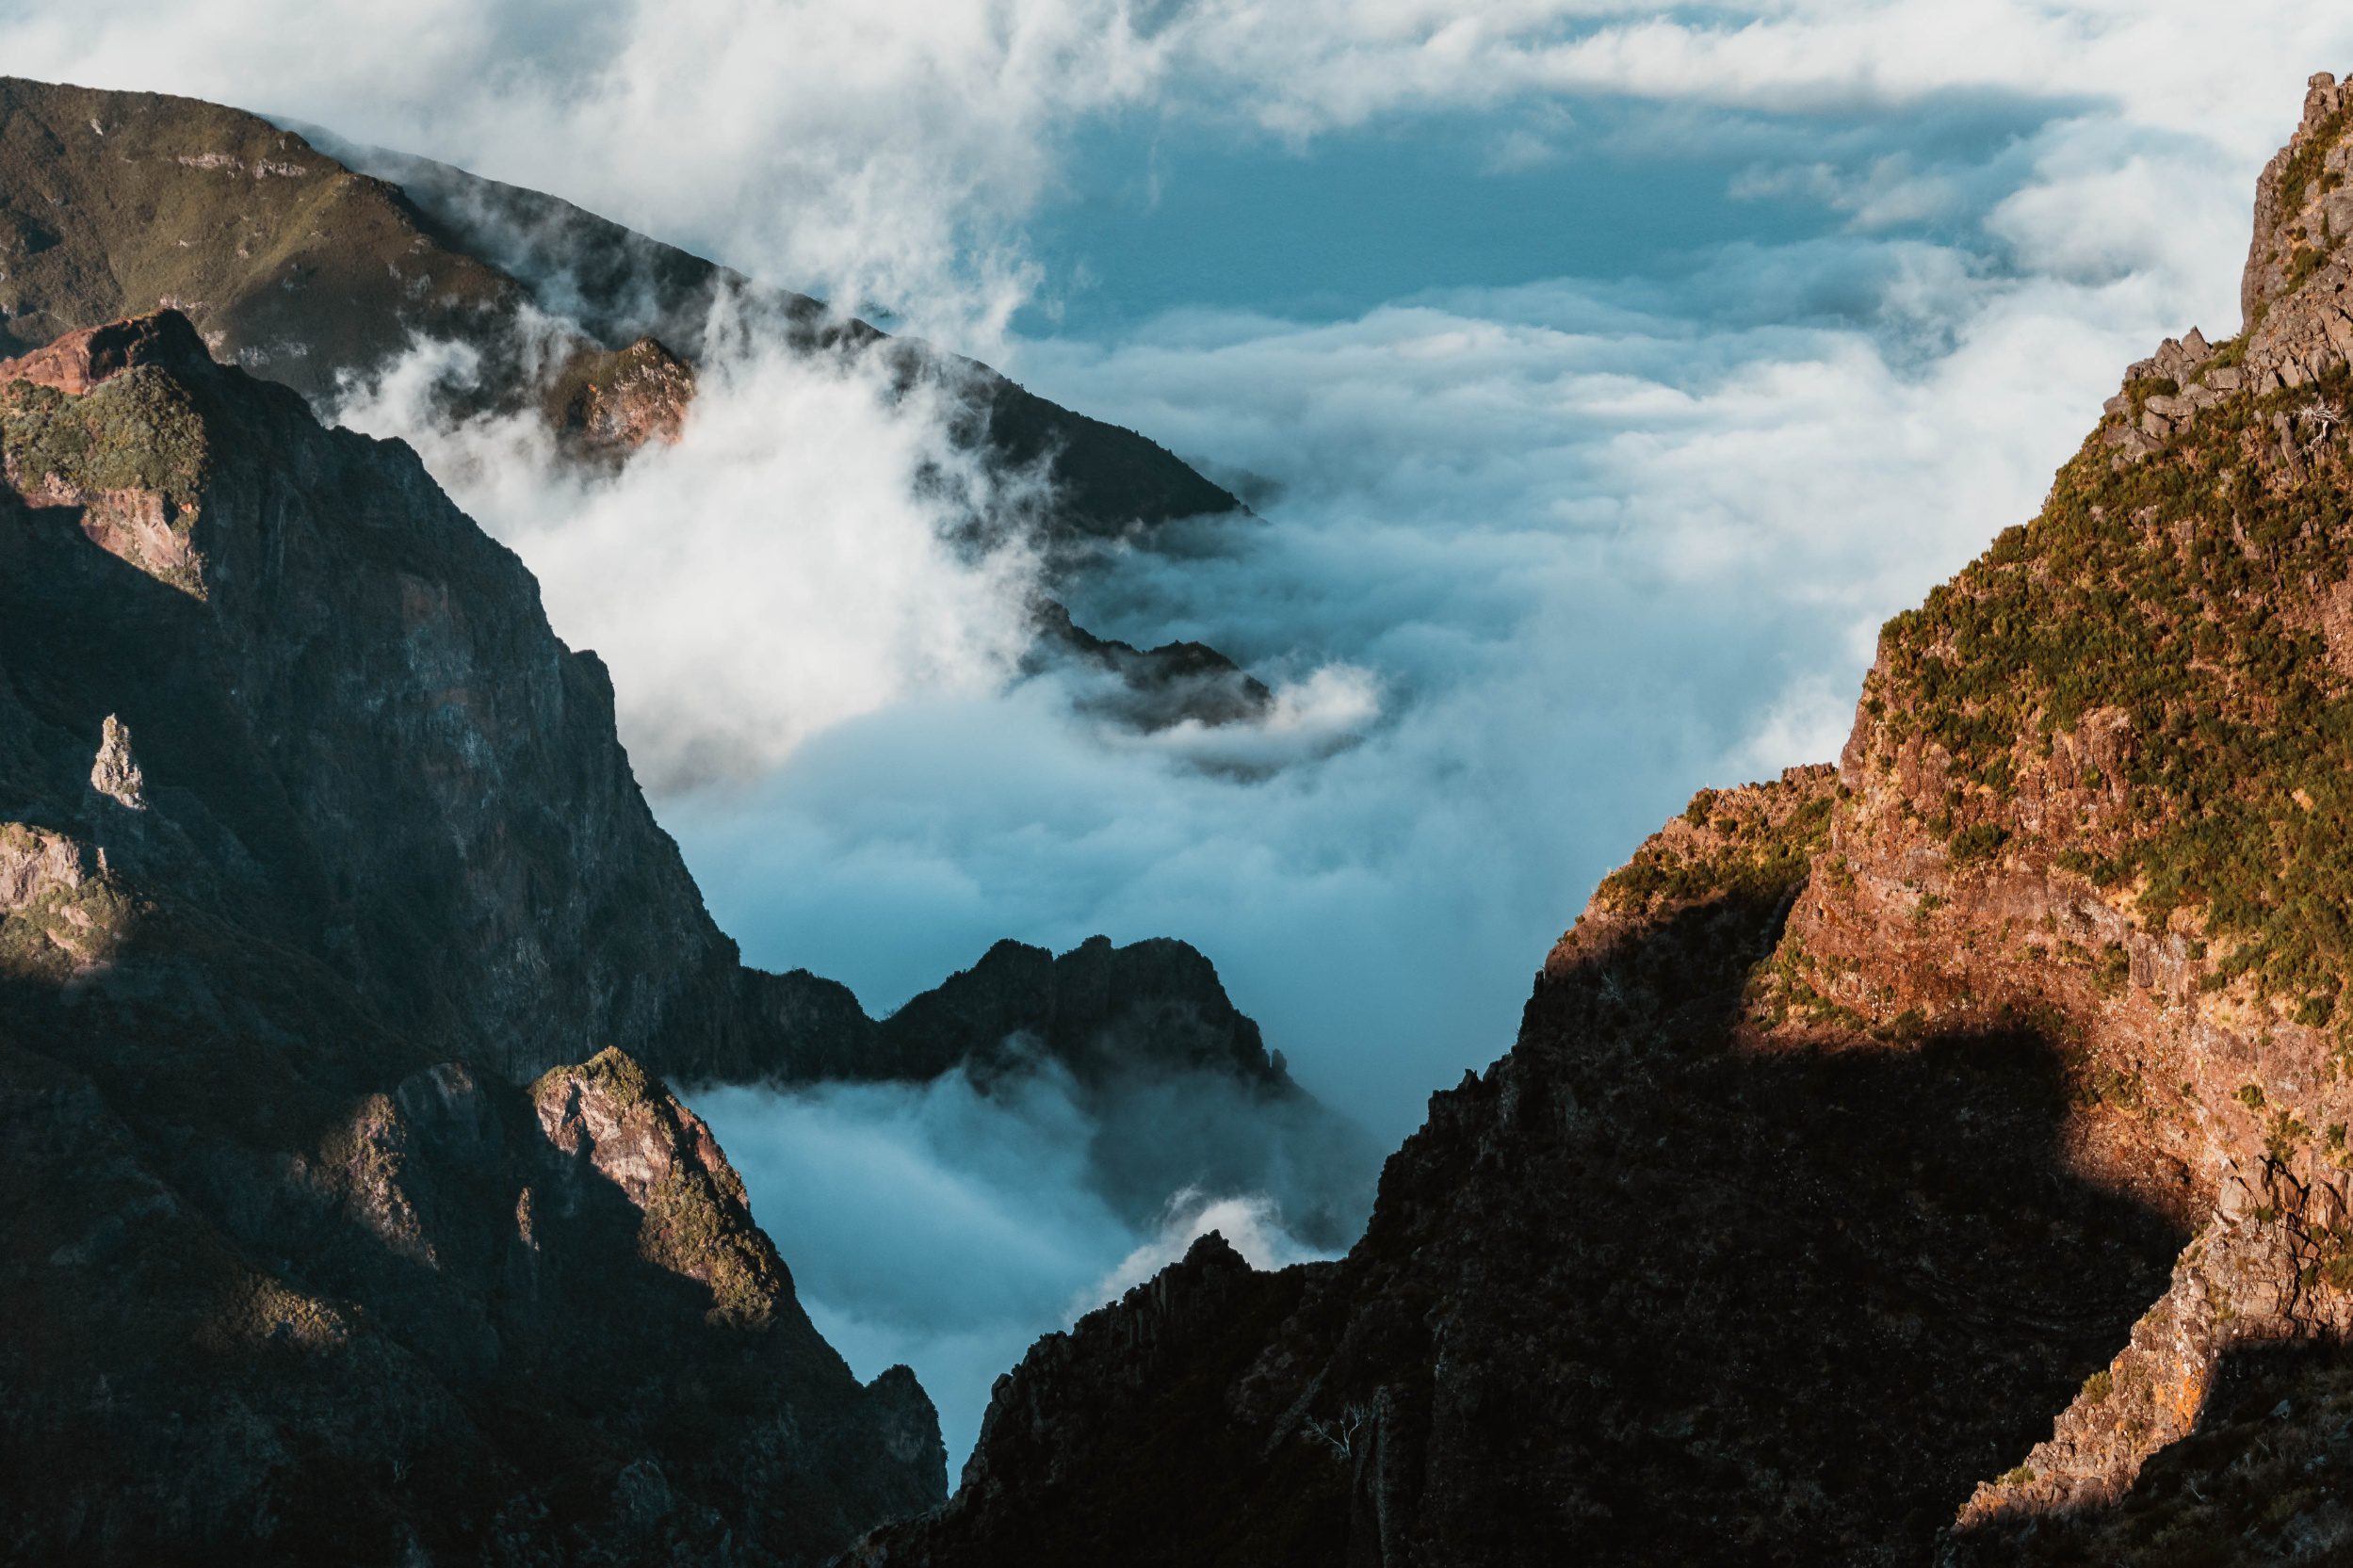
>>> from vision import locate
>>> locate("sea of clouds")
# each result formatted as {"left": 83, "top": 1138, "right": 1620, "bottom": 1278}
{"left": 16, "top": 0, "right": 2353, "bottom": 1463}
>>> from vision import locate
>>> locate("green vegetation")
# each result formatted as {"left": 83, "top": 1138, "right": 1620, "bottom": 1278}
{"left": 641, "top": 1164, "right": 777, "bottom": 1330}
{"left": 2078, "top": 1063, "right": 2145, "bottom": 1114}
{"left": 2082, "top": 1368, "right": 2114, "bottom": 1403}
{"left": 2119, "top": 376, "right": 2179, "bottom": 423}
{"left": 1599, "top": 786, "right": 1834, "bottom": 917}
{"left": 0, "top": 871, "right": 136, "bottom": 983}
{"left": 562, "top": 1043, "right": 654, "bottom": 1107}
{"left": 2278, "top": 105, "right": 2352, "bottom": 219}
{"left": 1949, "top": 822, "right": 2010, "bottom": 867}
{"left": 1872, "top": 357, "right": 2353, "bottom": 1018}
{"left": 0, "top": 367, "right": 209, "bottom": 509}
{"left": 2267, "top": 1108, "right": 2312, "bottom": 1163}
{"left": 1747, "top": 944, "right": 1873, "bottom": 1033}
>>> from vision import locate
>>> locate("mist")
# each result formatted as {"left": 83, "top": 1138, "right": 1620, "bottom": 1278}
{"left": 328, "top": 304, "right": 1049, "bottom": 792}
{"left": 690, "top": 1059, "right": 1370, "bottom": 1464}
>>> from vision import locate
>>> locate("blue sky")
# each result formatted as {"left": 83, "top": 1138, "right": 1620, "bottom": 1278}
{"left": 18, "top": 0, "right": 2353, "bottom": 1465}
{"left": 1014, "top": 91, "right": 2065, "bottom": 334}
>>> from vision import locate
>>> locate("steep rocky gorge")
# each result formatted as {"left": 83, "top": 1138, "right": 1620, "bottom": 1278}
{"left": 24, "top": 57, "right": 2353, "bottom": 1568}
{"left": 848, "top": 72, "right": 2353, "bottom": 1566}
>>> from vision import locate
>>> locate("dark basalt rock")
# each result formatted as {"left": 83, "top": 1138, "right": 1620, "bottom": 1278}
{"left": 0, "top": 72, "right": 1276, "bottom": 738}
{"left": 1028, "top": 599, "right": 1276, "bottom": 736}
{"left": 0, "top": 308, "right": 1349, "bottom": 1560}
{"left": 0, "top": 323, "right": 943, "bottom": 1563}
{"left": 875, "top": 933, "right": 1287, "bottom": 1089}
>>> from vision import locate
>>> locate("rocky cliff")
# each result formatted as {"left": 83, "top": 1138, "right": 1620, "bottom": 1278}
{"left": 0, "top": 303, "right": 1307, "bottom": 1107}
{"left": 0, "top": 306, "right": 762, "bottom": 1087}
{"left": 848, "top": 72, "right": 2353, "bottom": 1567}
{"left": 0, "top": 315, "right": 943, "bottom": 1562}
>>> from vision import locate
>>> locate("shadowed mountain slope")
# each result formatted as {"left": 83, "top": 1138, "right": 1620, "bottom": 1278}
{"left": 0, "top": 74, "right": 1272, "bottom": 736}
{"left": 314, "top": 136, "right": 1247, "bottom": 542}
{"left": 0, "top": 307, "right": 1364, "bottom": 1562}
{"left": 0, "top": 313, "right": 942, "bottom": 1565}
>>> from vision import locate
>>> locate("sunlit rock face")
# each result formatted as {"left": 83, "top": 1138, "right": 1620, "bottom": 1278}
{"left": 849, "top": 72, "right": 2353, "bottom": 1568}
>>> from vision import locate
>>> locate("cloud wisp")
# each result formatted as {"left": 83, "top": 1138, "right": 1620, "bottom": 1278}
{"left": 9, "top": 2, "right": 2347, "bottom": 340}
{"left": 689, "top": 1058, "right": 1364, "bottom": 1466}
{"left": 328, "top": 302, "right": 1059, "bottom": 794}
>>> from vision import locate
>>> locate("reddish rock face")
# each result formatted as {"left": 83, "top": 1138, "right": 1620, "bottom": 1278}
{"left": 0, "top": 309, "right": 213, "bottom": 395}
{"left": 550, "top": 334, "right": 698, "bottom": 460}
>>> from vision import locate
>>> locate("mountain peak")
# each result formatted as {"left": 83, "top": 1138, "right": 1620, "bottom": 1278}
{"left": 0, "top": 309, "right": 211, "bottom": 396}
{"left": 2244, "top": 70, "right": 2353, "bottom": 331}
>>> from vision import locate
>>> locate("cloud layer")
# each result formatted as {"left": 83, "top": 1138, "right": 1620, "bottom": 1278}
{"left": 331, "top": 312, "right": 1047, "bottom": 792}
{"left": 691, "top": 1063, "right": 1354, "bottom": 1465}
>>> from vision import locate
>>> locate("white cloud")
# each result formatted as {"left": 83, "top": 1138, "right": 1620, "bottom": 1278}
{"left": 690, "top": 1064, "right": 1351, "bottom": 1465}
{"left": 1087, "top": 1188, "right": 1327, "bottom": 1301}
{"left": 17, "top": 0, "right": 2353, "bottom": 1450}
{"left": 11, "top": 0, "right": 2329, "bottom": 1132}
{"left": 331, "top": 306, "right": 1046, "bottom": 792}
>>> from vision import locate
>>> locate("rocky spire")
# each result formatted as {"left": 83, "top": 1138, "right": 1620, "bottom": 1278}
{"left": 2243, "top": 72, "right": 2353, "bottom": 331}
{"left": 88, "top": 714, "right": 145, "bottom": 811}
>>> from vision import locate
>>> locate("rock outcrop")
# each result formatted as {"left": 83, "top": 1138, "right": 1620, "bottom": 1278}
{"left": 1029, "top": 600, "right": 1276, "bottom": 737}
{"left": 848, "top": 72, "right": 2353, "bottom": 1567}
{"left": 0, "top": 302, "right": 1367, "bottom": 1560}
{"left": 0, "top": 303, "right": 772, "bottom": 1085}
{"left": 0, "top": 312, "right": 950, "bottom": 1563}
{"left": 871, "top": 934, "right": 1290, "bottom": 1089}
{"left": 0, "top": 302, "right": 1312, "bottom": 1107}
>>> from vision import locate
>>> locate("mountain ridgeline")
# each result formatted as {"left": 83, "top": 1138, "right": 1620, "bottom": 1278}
{"left": 0, "top": 299, "right": 1344, "bottom": 1561}
{"left": 0, "top": 312, "right": 947, "bottom": 1562}
{"left": 0, "top": 74, "right": 1240, "bottom": 536}
{"left": 0, "top": 73, "right": 1275, "bottom": 732}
